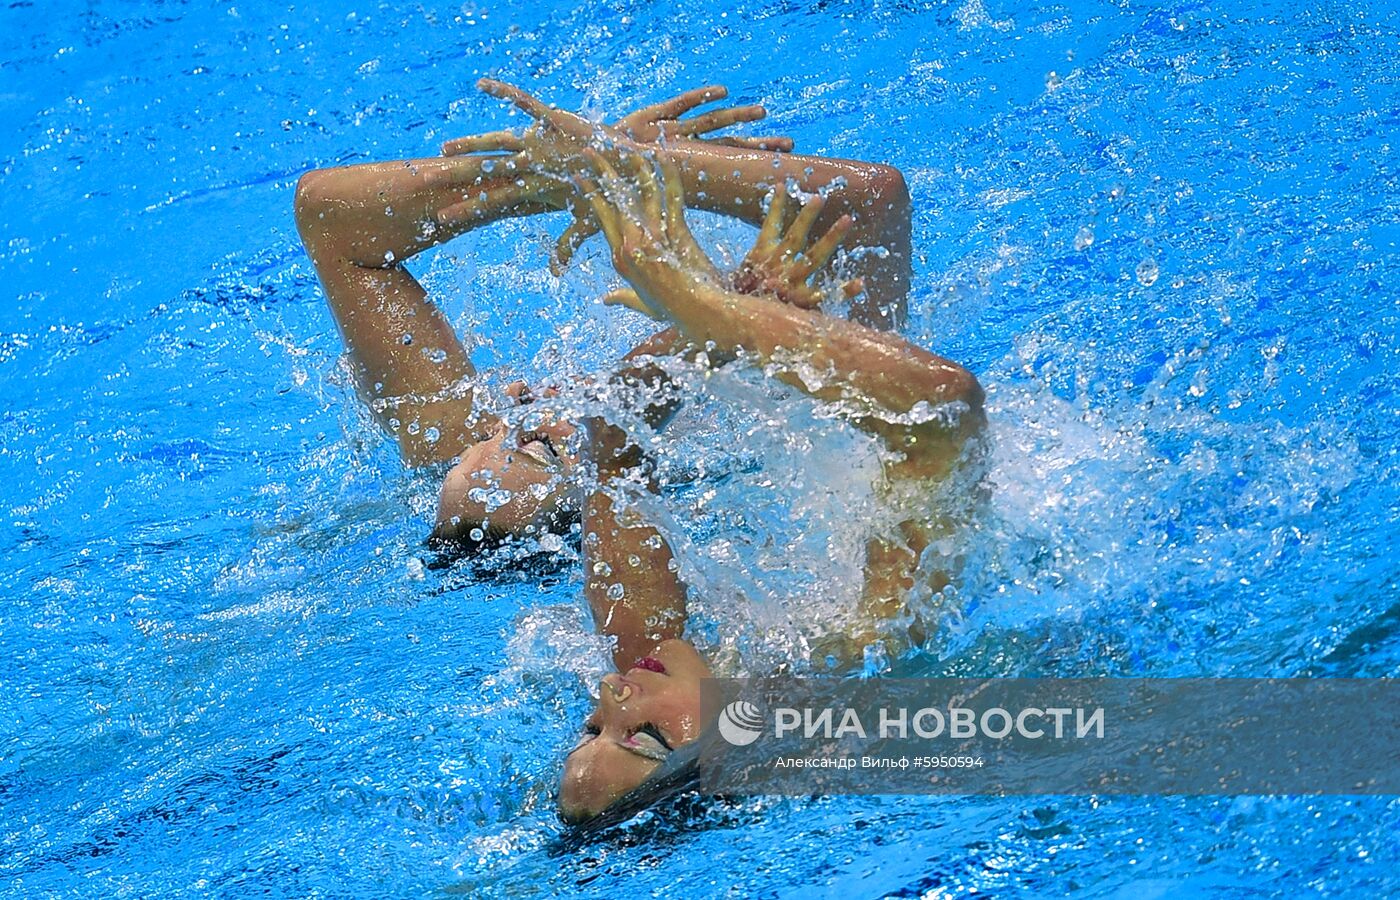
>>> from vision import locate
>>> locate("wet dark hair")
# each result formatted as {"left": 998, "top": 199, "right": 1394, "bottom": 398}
{"left": 423, "top": 507, "right": 581, "bottom": 571}
{"left": 556, "top": 736, "right": 707, "bottom": 844}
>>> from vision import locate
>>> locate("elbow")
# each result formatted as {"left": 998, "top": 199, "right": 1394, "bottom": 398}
{"left": 948, "top": 366, "right": 983, "bottom": 410}
{"left": 925, "top": 363, "right": 983, "bottom": 419}
{"left": 948, "top": 367, "right": 986, "bottom": 431}
{"left": 293, "top": 169, "right": 332, "bottom": 241}
{"left": 868, "top": 164, "right": 910, "bottom": 218}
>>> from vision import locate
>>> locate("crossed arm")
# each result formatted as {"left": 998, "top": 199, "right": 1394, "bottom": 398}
{"left": 293, "top": 85, "right": 912, "bottom": 468}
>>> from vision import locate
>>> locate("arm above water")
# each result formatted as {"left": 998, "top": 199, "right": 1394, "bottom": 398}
{"left": 580, "top": 150, "right": 983, "bottom": 481}
{"left": 583, "top": 421, "right": 689, "bottom": 671}
{"left": 294, "top": 149, "right": 564, "bottom": 465}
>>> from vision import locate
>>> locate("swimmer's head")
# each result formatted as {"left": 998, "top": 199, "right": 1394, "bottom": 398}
{"left": 558, "top": 638, "right": 713, "bottom": 824}
{"left": 433, "top": 420, "right": 581, "bottom": 544}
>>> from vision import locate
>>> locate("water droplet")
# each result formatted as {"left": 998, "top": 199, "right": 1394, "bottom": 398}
{"left": 482, "top": 158, "right": 495, "bottom": 173}
{"left": 469, "top": 528, "right": 484, "bottom": 542}
{"left": 1045, "top": 70, "right": 1063, "bottom": 90}
{"left": 1136, "top": 258, "right": 1160, "bottom": 287}
{"left": 1074, "top": 226, "right": 1094, "bottom": 250}
{"left": 607, "top": 583, "right": 625, "bottom": 601}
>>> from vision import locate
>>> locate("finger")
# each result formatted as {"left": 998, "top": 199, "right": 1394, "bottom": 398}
{"left": 678, "top": 106, "right": 767, "bottom": 136}
{"left": 441, "top": 130, "right": 526, "bottom": 155}
{"left": 578, "top": 145, "right": 622, "bottom": 185}
{"left": 787, "top": 286, "right": 824, "bottom": 310}
{"left": 656, "top": 157, "right": 718, "bottom": 279}
{"left": 572, "top": 172, "right": 623, "bottom": 249}
{"left": 629, "top": 153, "right": 665, "bottom": 227}
{"left": 779, "top": 194, "right": 826, "bottom": 257}
{"left": 657, "top": 156, "right": 689, "bottom": 239}
{"left": 709, "top": 136, "right": 795, "bottom": 153}
{"left": 583, "top": 148, "right": 634, "bottom": 215}
{"left": 841, "top": 277, "right": 866, "bottom": 300}
{"left": 551, "top": 220, "right": 593, "bottom": 275}
{"left": 757, "top": 186, "right": 787, "bottom": 249}
{"left": 795, "top": 213, "right": 852, "bottom": 278}
{"left": 623, "top": 85, "right": 729, "bottom": 127}
{"left": 550, "top": 214, "right": 599, "bottom": 275}
{"left": 478, "top": 79, "right": 596, "bottom": 144}
{"left": 477, "top": 78, "right": 553, "bottom": 120}
{"left": 677, "top": 105, "right": 767, "bottom": 137}
{"left": 602, "top": 287, "right": 661, "bottom": 321}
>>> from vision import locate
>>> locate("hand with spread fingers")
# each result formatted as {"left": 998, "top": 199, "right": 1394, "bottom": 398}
{"left": 571, "top": 149, "right": 725, "bottom": 322}
{"left": 442, "top": 82, "right": 792, "bottom": 158}
{"left": 459, "top": 79, "right": 795, "bottom": 274}
{"left": 614, "top": 84, "right": 793, "bottom": 151}
{"left": 732, "top": 188, "right": 865, "bottom": 310}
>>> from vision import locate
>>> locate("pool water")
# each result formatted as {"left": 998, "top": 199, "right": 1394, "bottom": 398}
{"left": 3, "top": 0, "right": 1398, "bottom": 897}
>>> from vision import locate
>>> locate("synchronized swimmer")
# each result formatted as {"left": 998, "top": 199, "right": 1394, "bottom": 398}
{"left": 295, "top": 78, "right": 984, "bottom": 826}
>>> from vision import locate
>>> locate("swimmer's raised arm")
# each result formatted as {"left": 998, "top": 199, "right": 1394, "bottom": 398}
{"left": 295, "top": 146, "right": 563, "bottom": 465}
{"left": 583, "top": 419, "right": 689, "bottom": 670}
{"left": 579, "top": 149, "right": 983, "bottom": 482}
{"left": 478, "top": 79, "right": 912, "bottom": 329}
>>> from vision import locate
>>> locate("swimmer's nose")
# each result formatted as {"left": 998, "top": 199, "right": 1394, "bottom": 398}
{"left": 601, "top": 673, "right": 633, "bottom": 704}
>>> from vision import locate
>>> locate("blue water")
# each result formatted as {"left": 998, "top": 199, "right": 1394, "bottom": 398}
{"left": 3, "top": 0, "right": 1398, "bottom": 896}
